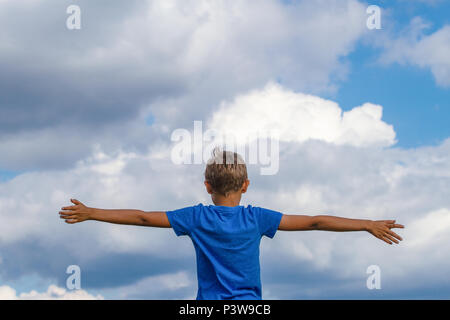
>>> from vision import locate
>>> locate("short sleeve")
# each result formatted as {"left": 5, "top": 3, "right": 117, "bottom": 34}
{"left": 256, "top": 207, "right": 283, "bottom": 238}
{"left": 166, "top": 206, "right": 196, "bottom": 237}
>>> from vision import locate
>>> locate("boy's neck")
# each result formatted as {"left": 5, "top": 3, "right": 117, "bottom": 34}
{"left": 211, "top": 192, "right": 242, "bottom": 207}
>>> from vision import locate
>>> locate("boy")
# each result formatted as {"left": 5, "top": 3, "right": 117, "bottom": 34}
{"left": 59, "top": 149, "right": 404, "bottom": 300}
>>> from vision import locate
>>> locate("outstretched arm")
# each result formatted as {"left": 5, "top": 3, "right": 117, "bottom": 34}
{"left": 59, "top": 199, "right": 171, "bottom": 228}
{"left": 278, "top": 214, "right": 404, "bottom": 245}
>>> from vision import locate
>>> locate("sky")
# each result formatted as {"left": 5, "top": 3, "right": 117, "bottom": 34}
{"left": 0, "top": 0, "right": 449, "bottom": 299}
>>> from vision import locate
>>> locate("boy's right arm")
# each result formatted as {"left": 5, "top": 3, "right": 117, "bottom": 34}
{"left": 59, "top": 199, "right": 171, "bottom": 228}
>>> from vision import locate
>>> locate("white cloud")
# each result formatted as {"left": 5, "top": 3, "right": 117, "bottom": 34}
{"left": 207, "top": 82, "right": 396, "bottom": 147}
{"left": 0, "top": 0, "right": 448, "bottom": 297}
{"left": 0, "top": 285, "right": 103, "bottom": 300}
{"left": 147, "top": 0, "right": 369, "bottom": 126}
{"left": 0, "top": 80, "right": 449, "bottom": 298}
{"left": 404, "top": 208, "right": 450, "bottom": 248}
{"left": 380, "top": 18, "right": 450, "bottom": 87}
{"left": 0, "top": 0, "right": 369, "bottom": 171}
{"left": 101, "top": 271, "right": 195, "bottom": 299}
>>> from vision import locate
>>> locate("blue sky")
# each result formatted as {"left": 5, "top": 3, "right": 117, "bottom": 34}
{"left": 0, "top": 170, "right": 20, "bottom": 182}
{"left": 0, "top": 0, "right": 449, "bottom": 300}
{"left": 328, "top": 0, "right": 450, "bottom": 148}
{"left": 0, "top": 0, "right": 445, "bottom": 179}
{"left": 333, "top": 46, "right": 450, "bottom": 148}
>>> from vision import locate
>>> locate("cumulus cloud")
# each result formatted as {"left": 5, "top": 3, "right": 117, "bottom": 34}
{"left": 0, "top": 81, "right": 449, "bottom": 298}
{"left": 100, "top": 271, "right": 195, "bottom": 299}
{"left": 0, "top": 0, "right": 367, "bottom": 171}
{"left": 1, "top": 0, "right": 449, "bottom": 299}
{"left": 207, "top": 82, "right": 396, "bottom": 147}
{"left": 0, "top": 91, "right": 449, "bottom": 298}
{"left": 404, "top": 208, "right": 450, "bottom": 248}
{"left": 0, "top": 285, "right": 103, "bottom": 300}
{"left": 380, "top": 17, "right": 450, "bottom": 87}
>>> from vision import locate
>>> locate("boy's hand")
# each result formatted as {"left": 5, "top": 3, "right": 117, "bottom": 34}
{"left": 367, "top": 220, "right": 404, "bottom": 245}
{"left": 59, "top": 199, "right": 92, "bottom": 224}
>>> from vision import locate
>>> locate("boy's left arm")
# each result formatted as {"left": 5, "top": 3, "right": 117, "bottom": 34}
{"left": 278, "top": 214, "right": 404, "bottom": 245}
{"left": 59, "top": 199, "right": 171, "bottom": 228}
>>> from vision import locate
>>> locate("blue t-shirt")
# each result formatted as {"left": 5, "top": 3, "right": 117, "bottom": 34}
{"left": 166, "top": 203, "right": 283, "bottom": 300}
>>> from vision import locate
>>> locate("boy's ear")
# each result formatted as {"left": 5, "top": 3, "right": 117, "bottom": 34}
{"left": 204, "top": 181, "right": 213, "bottom": 194}
{"left": 241, "top": 179, "right": 250, "bottom": 194}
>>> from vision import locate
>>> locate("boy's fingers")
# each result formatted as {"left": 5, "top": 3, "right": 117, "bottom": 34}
{"left": 65, "top": 219, "right": 77, "bottom": 224}
{"left": 387, "top": 230, "right": 402, "bottom": 241}
{"left": 60, "top": 214, "right": 75, "bottom": 219}
{"left": 59, "top": 210, "right": 75, "bottom": 215}
{"left": 384, "top": 220, "right": 395, "bottom": 226}
{"left": 71, "top": 199, "right": 81, "bottom": 205}
{"left": 384, "top": 233, "right": 399, "bottom": 244}
{"left": 386, "top": 222, "right": 404, "bottom": 229}
{"left": 61, "top": 206, "right": 76, "bottom": 211}
{"left": 377, "top": 234, "right": 392, "bottom": 245}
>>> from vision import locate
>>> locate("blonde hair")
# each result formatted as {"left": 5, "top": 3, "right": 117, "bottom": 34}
{"left": 204, "top": 147, "right": 248, "bottom": 196}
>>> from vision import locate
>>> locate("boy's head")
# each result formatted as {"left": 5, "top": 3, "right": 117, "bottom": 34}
{"left": 204, "top": 148, "right": 249, "bottom": 198}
